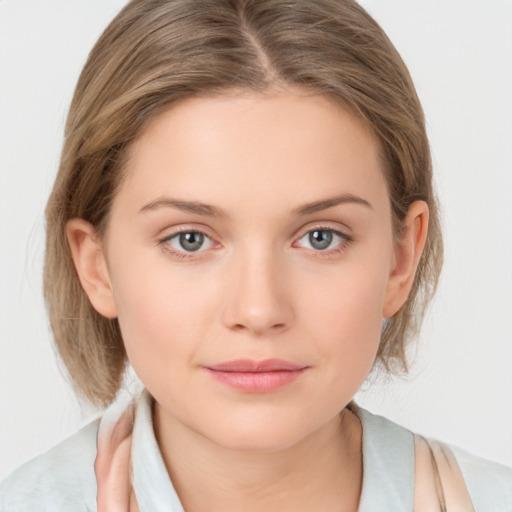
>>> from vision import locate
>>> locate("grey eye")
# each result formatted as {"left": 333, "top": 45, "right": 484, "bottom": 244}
{"left": 297, "top": 229, "right": 344, "bottom": 251}
{"left": 168, "top": 231, "right": 214, "bottom": 252}
{"left": 309, "top": 230, "right": 332, "bottom": 250}
{"left": 179, "top": 232, "right": 204, "bottom": 251}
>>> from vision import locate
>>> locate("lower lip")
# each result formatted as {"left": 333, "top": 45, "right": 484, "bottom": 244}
{"left": 205, "top": 369, "right": 306, "bottom": 393}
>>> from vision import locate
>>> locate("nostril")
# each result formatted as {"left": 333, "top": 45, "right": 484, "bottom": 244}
{"left": 230, "top": 322, "right": 286, "bottom": 333}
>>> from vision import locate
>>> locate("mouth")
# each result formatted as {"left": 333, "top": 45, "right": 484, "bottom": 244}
{"left": 203, "top": 359, "right": 309, "bottom": 393}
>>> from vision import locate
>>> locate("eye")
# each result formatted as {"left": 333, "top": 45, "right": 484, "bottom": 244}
{"left": 296, "top": 228, "right": 347, "bottom": 251}
{"left": 164, "top": 231, "right": 215, "bottom": 253}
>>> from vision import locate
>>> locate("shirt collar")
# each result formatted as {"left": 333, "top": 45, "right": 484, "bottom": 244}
{"left": 131, "top": 389, "right": 184, "bottom": 511}
{"left": 356, "top": 405, "right": 414, "bottom": 511}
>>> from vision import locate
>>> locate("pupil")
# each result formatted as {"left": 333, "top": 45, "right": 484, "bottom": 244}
{"left": 179, "top": 232, "right": 204, "bottom": 251}
{"left": 309, "top": 230, "right": 332, "bottom": 250}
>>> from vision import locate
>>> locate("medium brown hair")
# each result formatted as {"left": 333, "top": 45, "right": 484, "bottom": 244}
{"left": 44, "top": 0, "right": 443, "bottom": 406}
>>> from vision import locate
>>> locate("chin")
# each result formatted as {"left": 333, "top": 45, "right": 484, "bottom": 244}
{"left": 196, "top": 409, "right": 324, "bottom": 454}
{"left": 211, "top": 427, "right": 306, "bottom": 454}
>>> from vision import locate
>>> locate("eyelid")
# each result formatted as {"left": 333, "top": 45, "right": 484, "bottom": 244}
{"left": 158, "top": 224, "right": 218, "bottom": 242}
{"left": 293, "top": 221, "right": 352, "bottom": 242}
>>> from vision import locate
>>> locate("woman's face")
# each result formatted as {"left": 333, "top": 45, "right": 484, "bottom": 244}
{"left": 100, "top": 90, "right": 402, "bottom": 451}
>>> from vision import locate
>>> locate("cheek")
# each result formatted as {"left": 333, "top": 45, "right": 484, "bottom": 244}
{"left": 299, "top": 257, "right": 391, "bottom": 376}
{"left": 107, "top": 250, "right": 215, "bottom": 376}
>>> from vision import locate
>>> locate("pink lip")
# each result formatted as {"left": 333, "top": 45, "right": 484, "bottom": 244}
{"left": 204, "top": 359, "right": 308, "bottom": 393}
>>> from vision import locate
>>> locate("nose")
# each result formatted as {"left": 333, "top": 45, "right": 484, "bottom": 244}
{"left": 221, "top": 248, "right": 295, "bottom": 336}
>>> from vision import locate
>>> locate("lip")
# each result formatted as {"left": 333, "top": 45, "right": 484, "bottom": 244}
{"left": 203, "top": 359, "right": 309, "bottom": 393}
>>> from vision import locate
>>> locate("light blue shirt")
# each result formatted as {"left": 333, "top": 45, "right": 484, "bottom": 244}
{"left": 1, "top": 391, "right": 511, "bottom": 511}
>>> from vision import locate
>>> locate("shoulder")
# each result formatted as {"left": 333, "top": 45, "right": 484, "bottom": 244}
{"left": 451, "top": 444, "right": 512, "bottom": 511}
{"left": 0, "top": 418, "right": 100, "bottom": 512}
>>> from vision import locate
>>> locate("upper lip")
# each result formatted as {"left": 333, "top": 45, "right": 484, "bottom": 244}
{"left": 205, "top": 359, "right": 307, "bottom": 372}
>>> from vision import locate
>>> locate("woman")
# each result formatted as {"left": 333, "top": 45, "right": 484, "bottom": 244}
{"left": 1, "top": 0, "right": 511, "bottom": 510}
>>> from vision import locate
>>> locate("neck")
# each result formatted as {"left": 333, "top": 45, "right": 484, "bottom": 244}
{"left": 153, "top": 405, "right": 363, "bottom": 512}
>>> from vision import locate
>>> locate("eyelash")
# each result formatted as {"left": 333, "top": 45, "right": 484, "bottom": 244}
{"left": 158, "top": 225, "right": 353, "bottom": 261}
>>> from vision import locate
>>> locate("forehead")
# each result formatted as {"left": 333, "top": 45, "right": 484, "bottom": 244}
{"left": 118, "top": 90, "right": 389, "bottom": 217}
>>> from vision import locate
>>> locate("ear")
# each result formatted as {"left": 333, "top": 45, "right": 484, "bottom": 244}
{"left": 382, "top": 201, "right": 429, "bottom": 318}
{"left": 66, "top": 218, "right": 118, "bottom": 319}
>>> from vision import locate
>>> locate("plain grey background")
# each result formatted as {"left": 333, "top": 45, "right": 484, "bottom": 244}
{"left": 1, "top": 0, "right": 511, "bottom": 480}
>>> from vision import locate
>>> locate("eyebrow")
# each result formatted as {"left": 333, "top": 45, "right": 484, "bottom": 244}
{"left": 139, "top": 193, "right": 372, "bottom": 218}
{"left": 292, "top": 193, "right": 373, "bottom": 215}
{"left": 139, "top": 198, "right": 227, "bottom": 217}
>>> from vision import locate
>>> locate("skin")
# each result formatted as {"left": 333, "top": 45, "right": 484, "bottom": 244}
{"left": 68, "top": 89, "right": 428, "bottom": 511}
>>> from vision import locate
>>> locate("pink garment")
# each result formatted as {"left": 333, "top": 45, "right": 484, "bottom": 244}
{"left": 95, "top": 401, "right": 139, "bottom": 512}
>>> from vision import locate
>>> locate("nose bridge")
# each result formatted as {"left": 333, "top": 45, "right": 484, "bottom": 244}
{"left": 221, "top": 241, "right": 294, "bottom": 335}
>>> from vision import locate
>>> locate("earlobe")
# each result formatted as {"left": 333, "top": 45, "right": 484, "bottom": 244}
{"left": 66, "top": 218, "right": 118, "bottom": 319}
{"left": 382, "top": 201, "right": 429, "bottom": 318}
